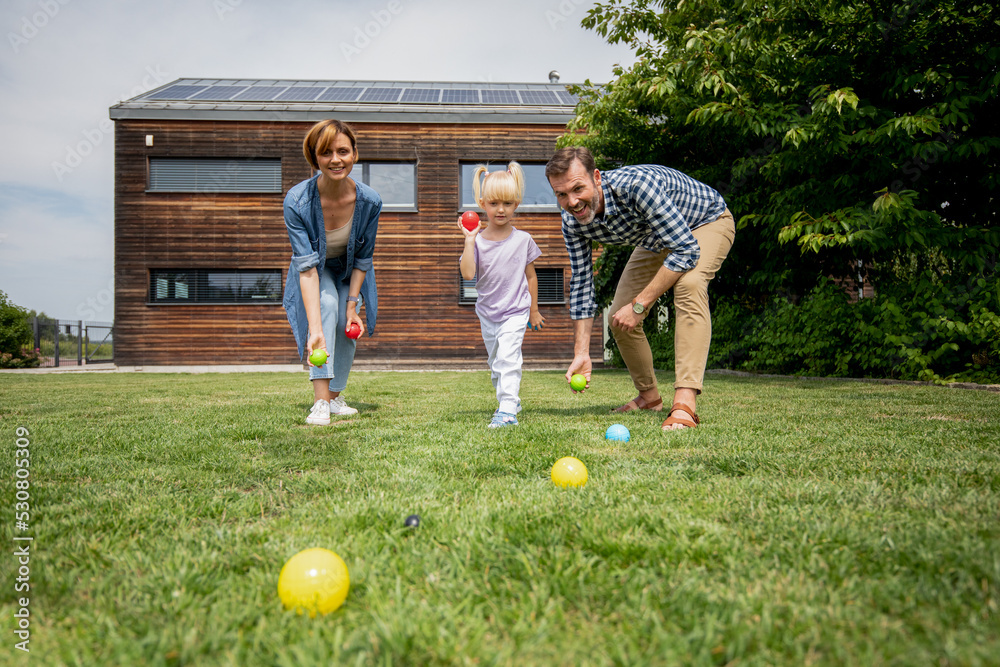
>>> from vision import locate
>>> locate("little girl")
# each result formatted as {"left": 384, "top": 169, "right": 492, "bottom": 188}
{"left": 458, "top": 161, "right": 545, "bottom": 428}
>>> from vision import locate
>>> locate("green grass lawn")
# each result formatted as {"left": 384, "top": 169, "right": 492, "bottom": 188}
{"left": 1, "top": 369, "right": 998, "bottom": 666}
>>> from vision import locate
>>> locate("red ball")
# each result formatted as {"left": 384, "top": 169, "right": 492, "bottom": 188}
{"left": 346, "top": 322, "right": 361, "bottom": 339}
{"left": 461, "top": 211, "right": 480, "bottom": 231}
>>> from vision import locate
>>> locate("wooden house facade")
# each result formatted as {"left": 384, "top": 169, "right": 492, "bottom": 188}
{"left": 109, "top": 79, "right": 602, "bottom": 366}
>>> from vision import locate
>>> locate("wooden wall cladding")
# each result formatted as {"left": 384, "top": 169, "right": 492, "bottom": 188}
{"left": 114, "top": 119, "right": 604, "bottom": 366}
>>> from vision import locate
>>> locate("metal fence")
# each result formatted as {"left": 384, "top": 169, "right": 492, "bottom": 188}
{"left": 32, "top": 318, "right": 114, "bottom": 367}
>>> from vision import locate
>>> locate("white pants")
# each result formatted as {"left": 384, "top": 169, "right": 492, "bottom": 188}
{"left": 479, "top": 312, "right": 528, "bottom": 414}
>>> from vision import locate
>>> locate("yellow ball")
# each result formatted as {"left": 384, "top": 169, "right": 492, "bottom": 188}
{"left": 551, "top": 456, "right": 588, "bottom": 488}
{"left": 277, "top": 548, "right": 350, "bottom": 617}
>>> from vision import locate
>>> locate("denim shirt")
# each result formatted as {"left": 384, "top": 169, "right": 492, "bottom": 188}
{"left": 282, "top": 174, "right": 380, "bottom": 359}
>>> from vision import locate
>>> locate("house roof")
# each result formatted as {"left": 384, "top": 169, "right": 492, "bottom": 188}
{"left": 110, "top": 78, "right": 580, "bottom": 124}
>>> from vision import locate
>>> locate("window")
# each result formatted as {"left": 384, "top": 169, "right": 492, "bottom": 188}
{"left": 458, "top": 268, "right": 564, "bottom": 305}
{"left": 355, "top": 162, "right": 417, "bottom": 211}
{"left": 460, "top": 163, "right": 558, "bottom": 211}
{"left": 536, "top": 268, "right": 565, "bottom": 304}
{"left": 148, "top": 158, "right": 282, "bottom": 193}
{"left": 149, "top": 270, "right": 282, "bottom": 304}
{"left": 459, "top": 276, "right": 478, "bottom": 305}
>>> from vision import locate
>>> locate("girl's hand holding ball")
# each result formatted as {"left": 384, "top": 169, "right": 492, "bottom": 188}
{"left": 460, "top": 211, "right": 480, "bottom": 231}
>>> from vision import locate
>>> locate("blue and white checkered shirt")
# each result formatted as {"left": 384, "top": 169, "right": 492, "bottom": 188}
{"left": 562, "top": 165, "right": 727, "bottom": 320}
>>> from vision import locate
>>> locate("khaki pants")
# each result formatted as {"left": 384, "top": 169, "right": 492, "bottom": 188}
{"left": 609, "top": 209, "right": 736, "bottom": 394}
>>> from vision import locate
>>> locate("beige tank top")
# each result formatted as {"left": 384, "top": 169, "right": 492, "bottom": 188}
{"left": 325, "top": 219, "right": 353, "bottom": 258}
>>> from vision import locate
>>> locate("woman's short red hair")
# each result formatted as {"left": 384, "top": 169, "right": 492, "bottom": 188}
{"left": 302, "top": 119, "right": 358, "bottom": 170}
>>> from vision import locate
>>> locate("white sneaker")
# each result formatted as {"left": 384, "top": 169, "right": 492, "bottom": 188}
{"left": 488, "top": 411, "right": 518, "bottom": 428}
{"left": 306, "top": 399, "right": 331, "bottom": 425}
{"left": 329, "top": 395, "right": 358, "bottom": 416}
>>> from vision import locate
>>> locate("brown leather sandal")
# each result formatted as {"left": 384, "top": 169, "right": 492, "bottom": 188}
{"left": 661, "top": 403, "right": 700, "bottom": 430}
{"left": 612, "top": 395, "right": 664, "bottom": 413}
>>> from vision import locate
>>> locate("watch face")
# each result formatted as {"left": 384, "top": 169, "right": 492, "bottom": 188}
{"left": 632, "top": 302, "right": 644, "bottom": 314}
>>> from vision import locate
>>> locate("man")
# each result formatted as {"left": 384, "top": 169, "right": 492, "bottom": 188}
{"left": 546, "top": 147, "right": 735, "bottom": 431}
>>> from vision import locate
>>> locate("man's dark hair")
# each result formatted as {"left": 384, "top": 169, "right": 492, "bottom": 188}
{"left": 545, "top": 146, "right": 597, "bottom": 180}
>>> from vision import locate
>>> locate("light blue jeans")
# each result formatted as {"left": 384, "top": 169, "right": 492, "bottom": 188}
{"left": 309, "top": 258, "right": 359, "bottom": 392}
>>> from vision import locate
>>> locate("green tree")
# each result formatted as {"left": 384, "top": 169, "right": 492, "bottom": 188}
{"left": 0, "top": 290, "right": 31, "bottom": 353}
{"left": 565, "top": 0, "right": 1000, "bottom": 382}
{"left": 0, "top": 290, "right": 39, "bottom": 368}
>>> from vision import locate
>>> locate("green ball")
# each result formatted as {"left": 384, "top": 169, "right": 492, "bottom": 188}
{"left": 570, "top": 374, "right": 587, "bottom": 391}
{"left": 309, "top": 349, "right": 328, "bottom": 366}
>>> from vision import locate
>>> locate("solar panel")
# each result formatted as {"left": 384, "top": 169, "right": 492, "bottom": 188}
{"left": 556, "top": 91, "right": 579, "bottom": 105}
{"left": 481, "top": 90, "right": 520, "bottom": 104}
{"left": 276, "top": 87, "right": 324, "bottom": 101}
{"left": 359, "top": 87, "right": 403, "bottom": 103}
{"left": 441, "top": 89, "right": 480, "bottom": 104}
{"left": 516, "top": 90, "right": 561, "bottom": 105}
{"left": 134, "top": 81, "right": 579, "bottom": 109}
{"left": 400, "top": 88, "right": 441, "bottom": 103}
{"left": 190, "top": 86, "right": 250, "bottom": 100}
{"left": 317, "top": 87, "right": 363, "bottom": 102}
{"left": 232, "top": 86, "right": 289, "bottom": 101}
{"left": 145, "top": 85, "right": 206, "bottom": 100}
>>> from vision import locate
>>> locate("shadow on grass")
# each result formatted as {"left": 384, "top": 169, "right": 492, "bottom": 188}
{"left": 528, "top": 406, "right": 615, "bottom": 418}
{"left": 683, "top": 452, "right": 783, "bottom": 478}
{"left": 295, "top": 401, "right": 380, "bottom": 413}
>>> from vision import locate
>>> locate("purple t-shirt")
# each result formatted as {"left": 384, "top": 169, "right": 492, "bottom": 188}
{"left": 472, "top": 228, "right": 542, "bottom": 322}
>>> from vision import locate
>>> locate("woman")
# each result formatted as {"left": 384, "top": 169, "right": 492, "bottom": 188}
{"left": 282, "top": 119, "right": 380, "bottom": 425}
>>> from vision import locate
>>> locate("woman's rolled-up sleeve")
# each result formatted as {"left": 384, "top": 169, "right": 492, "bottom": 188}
{"left": 284, "top": 197, "right": 319, "bottom": 274}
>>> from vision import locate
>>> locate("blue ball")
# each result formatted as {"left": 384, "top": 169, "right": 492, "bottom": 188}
{"left": 605, "top": 424, "right": 630, "bottom": 442}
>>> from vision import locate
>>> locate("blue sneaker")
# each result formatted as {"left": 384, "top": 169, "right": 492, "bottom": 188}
{"left": 488, "top": 411, "right": 518, "bottom": 428}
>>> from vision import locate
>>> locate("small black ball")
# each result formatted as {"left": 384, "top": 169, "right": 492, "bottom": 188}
{"left": 404, "top": 514, "right": 420, "bottom": 528}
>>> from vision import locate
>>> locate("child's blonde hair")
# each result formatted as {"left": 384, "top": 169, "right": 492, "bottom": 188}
{"left": 472, "top": 161, "right": 525, "bottom": 206}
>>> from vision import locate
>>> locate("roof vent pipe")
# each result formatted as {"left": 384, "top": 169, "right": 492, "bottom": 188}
{"left": 548, "top": 70, "right": 560, "bottom": 84}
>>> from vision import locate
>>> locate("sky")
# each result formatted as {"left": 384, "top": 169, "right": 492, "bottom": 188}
{"left": 0, "top": 0, "right": 635, "bottom": 321}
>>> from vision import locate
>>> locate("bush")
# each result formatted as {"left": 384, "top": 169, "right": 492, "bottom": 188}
{"left": 611, "top": 270, "right": 1000, "bottom": 385}
{"left": 702, "top": 274, "right": 1000, "bottom": 384}
{"left": 0, "top": 291, "right": 40, "bottom": 369}
{"left": 0, "top": 347, "right": 41, "bottom": 369}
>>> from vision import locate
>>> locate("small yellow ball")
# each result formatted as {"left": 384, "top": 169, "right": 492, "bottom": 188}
{"left": 551, "top": 456, "right": 588, "bottom": 488}
{"left": 277, "top": 548, "right": 350, "bottom": 617}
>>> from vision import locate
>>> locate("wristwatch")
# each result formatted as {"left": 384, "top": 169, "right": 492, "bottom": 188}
{"left": 631, "top": 298, "right": 646, "bottom": 315}
{"left": 347, "top": 296, "right": 359, "bottom": 304}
